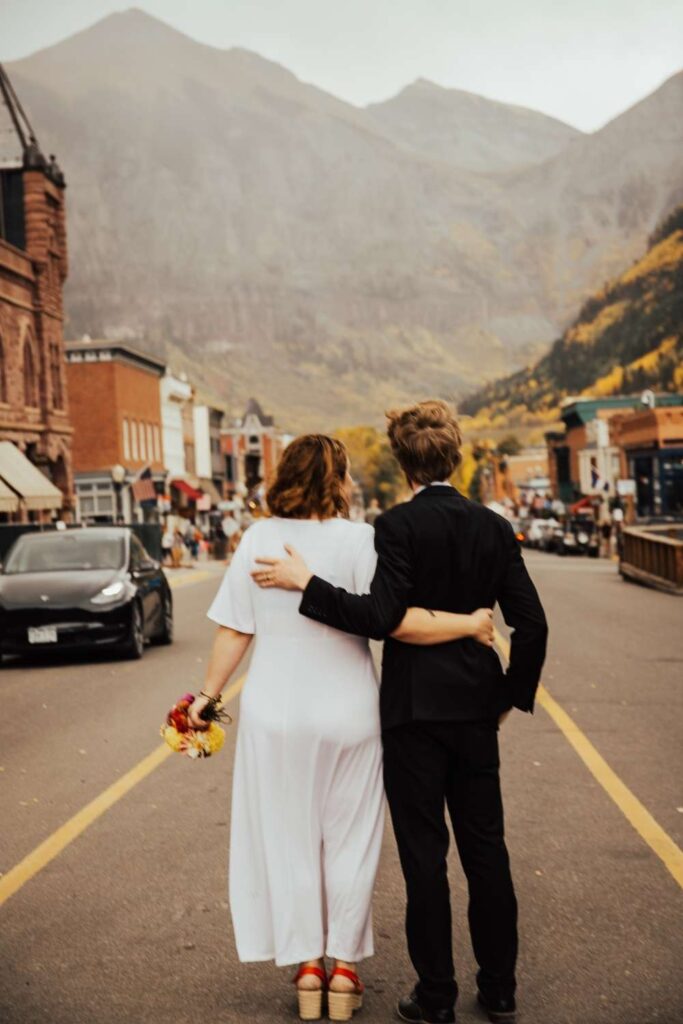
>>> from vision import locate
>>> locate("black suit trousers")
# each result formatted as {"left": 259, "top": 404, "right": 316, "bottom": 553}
{"left": 382, "top": 720, "right": 518, "bottom": 1010}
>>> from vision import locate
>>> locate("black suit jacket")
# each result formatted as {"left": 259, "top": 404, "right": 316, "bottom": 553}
{"left": 300, "top": 486, "right": 548, "bottom": 730}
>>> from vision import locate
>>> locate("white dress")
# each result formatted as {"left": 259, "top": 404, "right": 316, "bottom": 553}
{"left": 207, "top": 516, "right": 385, "bottom": 967}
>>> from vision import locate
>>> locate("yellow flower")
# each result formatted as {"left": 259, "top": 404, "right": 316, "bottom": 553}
{"left": 160, "top": 721, "right": 226, "bottom": 757}
{"left": 161, "top": 724, "right": 186, "bottom": 752}
{"left": 201, "top": 723, "right": 226, "bottom": 755}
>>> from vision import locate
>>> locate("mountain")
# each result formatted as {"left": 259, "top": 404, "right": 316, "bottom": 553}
{"left": 366, "top": 78, "right": 580, "bottom": 173}
{"left": 461, "top": 205, "right": 683, "bottom": 427}
{"left": 6, "top": 10, "right": 683, "bottom": 430}
{"left": 508, "top": 70, "right": 683, "bottom": 322}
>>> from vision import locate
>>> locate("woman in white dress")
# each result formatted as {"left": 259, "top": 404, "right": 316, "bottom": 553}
{"left": 189, "top": 435, "right": 494, "bottom": 1022}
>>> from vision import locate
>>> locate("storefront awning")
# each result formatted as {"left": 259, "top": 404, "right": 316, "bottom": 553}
{"left": 199, "top": 478, "right": 223, "bottom": 507}
{"left": 171, "top": 478, "right": 203, "bottom": 501}
{"left": 0, "top": 476, "right": 19, "bottom": 513}
{"left": 569, "top": 496, "right": 595, "bottom": 513}
{"left": 0, "top": 442, "right": 63, "bottom": 511}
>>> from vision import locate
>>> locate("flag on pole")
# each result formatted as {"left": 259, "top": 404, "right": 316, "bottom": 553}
{"left": 131, "top": 465, "right": 157, "bottom": 506}
{"left": 590, "top": 466, "right": 610, "bottom": 493}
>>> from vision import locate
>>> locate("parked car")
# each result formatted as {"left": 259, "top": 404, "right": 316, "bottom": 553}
{"left": 0, "top": 527, "right": 173, "bottom": 661}
{"left": 534, "top": 516, "right": 560, "bottom": 551}
{"left": 523, "top": 517, "right": 547, "bottom": 549}
{"left": 555, "top": 515, "right": 600, "bottom": 558}
{"left": 509, "top": 517, "right": 528, "bottom": 545}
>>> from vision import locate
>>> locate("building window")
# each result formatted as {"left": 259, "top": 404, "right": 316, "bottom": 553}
{"left": 50, "top": 341, "right": 63, "bottom": 409}
{"left": 146, "top": 424, "right": 154, "bottom": 464}
{"left": 131, "top": 420, "right": 139, "bottom": 460}
{"left": 123, "top": 418, "right": 131, "bottom": 460}
{"left": 0, "top": 333, "right": 6, "bottom": 403}
{"left": 23, "top": 340, "right": 38, "bottom": 407}
{"left": 77, "top": 482, "right": 115, "bottom": 521}
{"left": 153, "top": 425, "right": 161, "bottom": 462}
{"left": 139, "top": 421, "right": 147, "bottom": 461}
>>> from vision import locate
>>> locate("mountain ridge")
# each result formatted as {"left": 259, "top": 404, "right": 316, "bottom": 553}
{"left": 6, "top": 10, "right": 683, "bottom": 431}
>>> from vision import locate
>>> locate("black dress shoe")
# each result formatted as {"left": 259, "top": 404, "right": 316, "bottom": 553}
{"left": 397, "top": 991, "right": 455, "bottom": 1024}
{"left": 477, "top": 989, "right": 516, "bottom": 1022}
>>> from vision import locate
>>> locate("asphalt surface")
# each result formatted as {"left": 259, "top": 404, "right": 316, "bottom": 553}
{"left": 0, "top": 553, "right": 681, "bottom": 1024}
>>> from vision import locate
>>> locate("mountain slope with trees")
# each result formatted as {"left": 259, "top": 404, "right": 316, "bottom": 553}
{"left": 461, "top": 206, "right": 683, "bottom": 427}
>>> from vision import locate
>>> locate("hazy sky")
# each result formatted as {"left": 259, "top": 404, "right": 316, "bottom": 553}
{"left": 2, "top": 0, "right": 682, "bottom": 131}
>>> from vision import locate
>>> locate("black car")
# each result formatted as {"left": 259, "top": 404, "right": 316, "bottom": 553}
{"left": 555, "top": 514, "right": 600, "bottom": 558}
{"left": 0, "top": 527, "right": 173, "bottom": 661}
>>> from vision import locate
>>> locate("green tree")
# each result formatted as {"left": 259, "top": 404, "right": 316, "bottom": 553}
{"left": 334, "top": 426, "right": 405, "bottom": 506}
{"left": 497, "top": 433, "right": 523, "bottom": 456}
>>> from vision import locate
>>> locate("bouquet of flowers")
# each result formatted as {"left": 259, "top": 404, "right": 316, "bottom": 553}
{"left": 160, "top": 692, "right": 232, "bottom": 759}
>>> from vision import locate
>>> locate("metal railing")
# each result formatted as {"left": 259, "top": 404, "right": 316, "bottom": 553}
{"left": 620, "top": 525, "right": 683, "bottom": 594}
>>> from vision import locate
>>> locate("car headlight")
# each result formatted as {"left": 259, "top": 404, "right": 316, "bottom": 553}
{"left": 91, "top": 580, "right": 125, "bottom": 604}
{"left": 578, "top": 531, "right": 589, "bottom": 544}
{"left": 564, "top": 533, "right": 575, "bottom": 542}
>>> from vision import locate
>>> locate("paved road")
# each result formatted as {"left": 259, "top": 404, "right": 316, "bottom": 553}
{"left": 0, "top": 554, "right": 681, "bottom": 1024}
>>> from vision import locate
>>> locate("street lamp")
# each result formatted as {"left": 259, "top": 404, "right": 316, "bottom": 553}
{"left": 111, "top": 464, "right": 126, "bottom": 524}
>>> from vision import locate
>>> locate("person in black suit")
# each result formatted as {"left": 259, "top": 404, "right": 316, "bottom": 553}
{"left": 252, "top": 400, "right": 548, "bottom": 1024}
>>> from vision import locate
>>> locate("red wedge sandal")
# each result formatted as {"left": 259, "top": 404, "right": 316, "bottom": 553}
{"left": 293, "top": 964, "right": 328, "bottom": 1021}
{"left": 328, "top": 966, "right": 364, "bottom": 1022}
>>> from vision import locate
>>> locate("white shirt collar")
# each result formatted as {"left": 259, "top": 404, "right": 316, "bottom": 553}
{"left": 413, "top": 481, "right": 453, "bottom": 497}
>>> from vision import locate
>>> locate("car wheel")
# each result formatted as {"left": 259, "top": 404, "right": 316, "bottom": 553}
{"left": 154, "top": 592, "right": 174, "bottom": 646}
{"left": 123, "top": 602, "right": 145, "bottom": 660}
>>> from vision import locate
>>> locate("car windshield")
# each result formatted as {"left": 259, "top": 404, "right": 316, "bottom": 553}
{"left": 3, "top": 533, "right": 126, "bottom": 574}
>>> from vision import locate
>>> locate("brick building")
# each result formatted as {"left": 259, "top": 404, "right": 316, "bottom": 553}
{"left": 546, "top": 394, "right": 683, "bottom": 511}
{"left": 611, "top": 404, "right": 683, "bottom": 517}
{"left": 0, "top": 64, "right": 72, "bottom": 521}
{"left": 65, "top": 339, "right": 166, "bottom": 522}
{"left": 545, "top": 397, "right": 645, "bottom": 503}
{"left": 221, "top": 398, "right": 287, "bottom": 499}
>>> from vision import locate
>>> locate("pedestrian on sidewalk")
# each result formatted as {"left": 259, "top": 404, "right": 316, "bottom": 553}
{"left": 190, "top": 434, "right": 494, "bottom": 1022}
{"left": 161, "top": 523, "right": 174, "bottom": 567}
{"left": 221, "top": 508, "right": 241, "bottom": 561}
{"left": 170, "top": 528, "right": 185, "bottom": 569}
{"left": 254, "top": 400, "right": 548, "bottom": 1024}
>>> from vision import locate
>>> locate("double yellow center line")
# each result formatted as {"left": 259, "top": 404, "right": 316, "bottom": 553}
{"left": 1, "top": 611, "right": 680, "bottom": 908}
{"left": 494, "top": 627, "right": 683, "bottom": 889}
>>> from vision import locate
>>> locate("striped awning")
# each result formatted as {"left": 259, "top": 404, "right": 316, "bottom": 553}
{"left": 0, "top": 442, "right": 63, "bottom": 511}
{"left": 0, "top": 476, "right": 18, "bottom": 513}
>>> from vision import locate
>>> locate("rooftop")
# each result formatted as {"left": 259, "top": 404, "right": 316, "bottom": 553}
{"left": 242, "top": 397, "right": 274, "bottom": 427}
{"left": 65, "top": 338, "right": 166, "bottom": 375}
{"left": 560, "top": 393, "right": 683, "bottom": 428}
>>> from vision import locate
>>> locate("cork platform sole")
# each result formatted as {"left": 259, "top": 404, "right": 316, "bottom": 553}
{"left": 297, "top": 988, "right": 325, "bottom": 1021}
{"left": 328, "top": 989, "right": 363, "bottom": 1021}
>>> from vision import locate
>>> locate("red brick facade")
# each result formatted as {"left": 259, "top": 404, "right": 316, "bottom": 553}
{"left": 66, "top": 344, "right": 165, "bottom": 473}
{"left": 0, "top": 166, "right": 72, "bottom": 513}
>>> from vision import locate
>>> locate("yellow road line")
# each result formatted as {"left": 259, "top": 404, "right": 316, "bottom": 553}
{"left": 0, "top": 673, "right": 246, "bottom": 909}
{"left": 494, "top": 628, "right": 683, "bottom": 889}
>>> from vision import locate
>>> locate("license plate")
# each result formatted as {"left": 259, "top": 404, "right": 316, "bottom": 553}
{"left": 28, "top": 626, "right": 58, "bottom": 644}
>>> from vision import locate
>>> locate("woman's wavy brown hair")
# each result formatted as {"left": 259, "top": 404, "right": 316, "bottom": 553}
{"left": 266, "top": 434, "right": 350, "bottom": 520}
